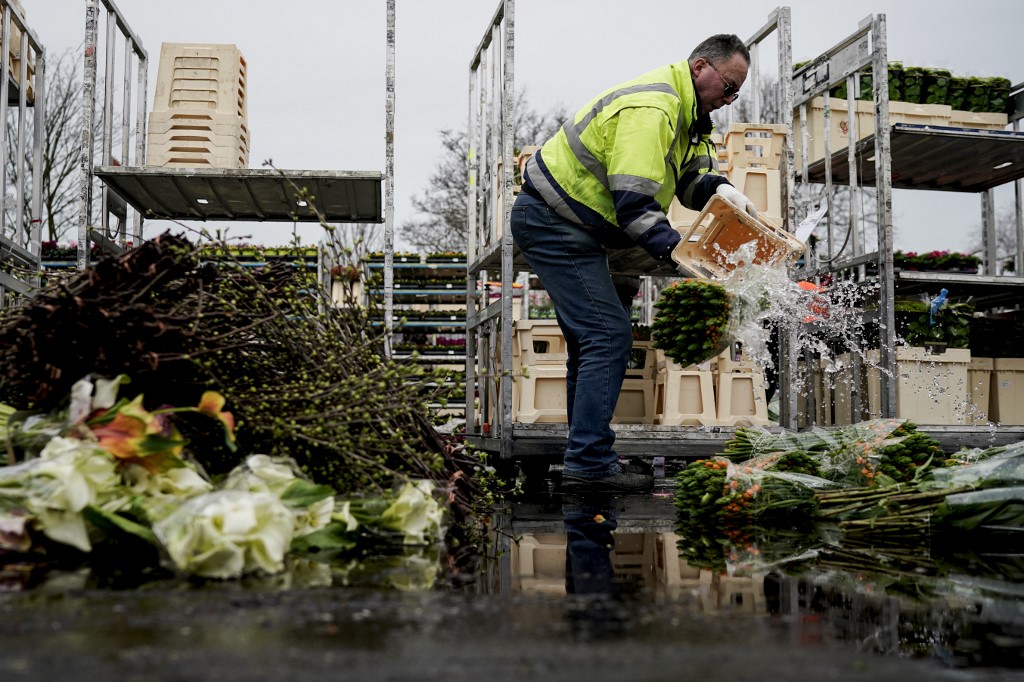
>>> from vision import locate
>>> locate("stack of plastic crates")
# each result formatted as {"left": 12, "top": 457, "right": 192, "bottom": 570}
{"left": 147, "top": 42, "right": 249, "bottom": 168}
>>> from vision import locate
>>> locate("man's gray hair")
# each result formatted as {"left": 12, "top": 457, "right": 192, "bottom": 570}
{"left": 689, "top": 34, "right": 750, "bottom": 65}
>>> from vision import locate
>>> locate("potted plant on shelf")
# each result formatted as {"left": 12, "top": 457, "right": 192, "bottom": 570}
{"left": 895, "top": 297, "right": 974, "bottom": 351}
{"left": 425, "top": 251, "right": 466, "bottom": 263}
{"left": 893, "top": 250, "right": 982, "bottom": 273}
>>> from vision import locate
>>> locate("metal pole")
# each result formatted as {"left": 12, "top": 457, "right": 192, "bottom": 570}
{"left": 119, "top": 36, "right": 132, "bottom": 242}
{"left": 872, "top": 14, "right": 896, "bottom": 417}
{"left": 133, "top": 51, "right": 147, "bottom": 242}
{"left": 100, "top": 8, "right": 115, "bottom": 239}
{"left": 1016, "top": 118, "right": 1023, "bottom": 276}
{"left": 466, "top": 60, "right": 479, "bottom": 435}
{"left": 14, "top": 28, "right": 28, "bottom": 245}
{"left": 982, "top": 190, "right": 997, "bottom": 275}
{"left": 845, "top": 74, "right": 863, "bottom": 423}
{"left": 499, "top": 0, "right": 515, "bottom": 460}
{"left": 77, "top": 0, "right": 99, "bottom": 271}
{"left": 383, "top": 0, "right": 395, "bottom": 358}
{"left": 0, "top": 8, "right": 10, "bottom": 238}
{"left": 30, "top": 51, "right": 44, "bottom": 253}
{"left": 846, "top": 75, "right": 861, "bottom": 259}
{"left": 776, "top": 7, "right": 799, "bottom": 429}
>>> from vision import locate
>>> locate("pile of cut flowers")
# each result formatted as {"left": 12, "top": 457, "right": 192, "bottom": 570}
{"left": 0, "top": 375, "right": 446, "bottom": 584}
{"left": 675, "top": 419, "right": 1024, "bottom": 573}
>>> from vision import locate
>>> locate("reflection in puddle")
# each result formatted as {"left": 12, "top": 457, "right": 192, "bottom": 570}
{"left": 494, "top": 490, "right": 1024, "bottom": 669}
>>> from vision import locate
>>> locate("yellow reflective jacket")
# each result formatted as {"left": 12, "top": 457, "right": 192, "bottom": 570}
{"left": 522, "top": 60, "right": 728, "bottom": 259}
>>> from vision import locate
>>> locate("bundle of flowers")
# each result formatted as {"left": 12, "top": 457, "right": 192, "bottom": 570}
{"left": 0, "top": 376, "right": 446, "bottom": 581}
{"left": 718, "top": 419, "right": 948, "bottom": 488}
{"left": 652, "top": 279, "right": 733, "bottom": 368}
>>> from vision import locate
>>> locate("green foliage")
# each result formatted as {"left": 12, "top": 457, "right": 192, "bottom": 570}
{"left": 895, "top": 299, "right": 973, "bottom": 348}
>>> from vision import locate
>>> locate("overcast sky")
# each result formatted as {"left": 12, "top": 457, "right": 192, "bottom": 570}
{"left": 35, "top": 0, "right": 1024, "bottom": 253}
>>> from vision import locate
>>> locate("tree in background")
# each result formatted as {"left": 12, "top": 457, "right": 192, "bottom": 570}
{"left": 401, "top": 90, "right": 568, "bottom": 253}
{"left": 970, "top": 205, "right": 1021, "bottom": 275}
{"left": 4, "top": 49, "right": 80, "bottom": 242}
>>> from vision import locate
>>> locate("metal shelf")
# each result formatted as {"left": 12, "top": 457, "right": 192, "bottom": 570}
{"left": 803, "top": 124, "right": 1024, "bottom": 192}
{"left": 95, "top": 166, "right": 383, "bottom": 223}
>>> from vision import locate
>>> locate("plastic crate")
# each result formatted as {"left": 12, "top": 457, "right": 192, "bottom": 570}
{"left": 967, "top": 356, "right": 994, "bottom": 425}
{"left": 794, "top": 97, "right": 951, "bottom": 165}
{"left": 866, "top": 347, "right": 971, "bottom": 425}
{"left": 728, "top": 167, "right": 782, "bottom": 226}
{"left": 949, "top": 110, "right": 1008, "bottom": 131}
{"left": 714, "top": 361, "right": 772, "bottom": 427}
{"left": 724, "top": 123, "right": 786, "bottom": 170}
{"left": 512, "top": 364, "right": 567, "bottom": 423}
{"left": 666, "top": 196, "right": 701, "bottom": 231}
{"left": 153, "top": 43, "right": 248, "bottom": 118}
{"left": 147, "top": 110, "right": 249, "bottom": 169}
{"left": 510, "top": 320, "right": 567, "bottom": 365}
{"left": 512, "top": 534, "right": 566, "bottom": 594}
{"left": 654, "top": 366, "right": 717, "bottom": 426}
{"left": 671, "top": 193, "right": 804, "bottom": 280}
{"left": 991, "top": 358, "right": 1024, "bottom": 425}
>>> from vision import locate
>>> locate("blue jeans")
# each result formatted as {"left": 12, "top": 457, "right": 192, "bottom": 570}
{"left": 511, "top": 192, "right": 634, "bottom": 479}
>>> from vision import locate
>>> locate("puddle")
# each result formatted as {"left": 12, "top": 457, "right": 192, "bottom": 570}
{"left": 2, "top": 471, "right": 1024, "bottom": 681}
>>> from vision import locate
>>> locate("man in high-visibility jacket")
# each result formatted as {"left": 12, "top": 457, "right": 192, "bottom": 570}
{"left": 511, "top": 34, "right": 756, "bottom": 493}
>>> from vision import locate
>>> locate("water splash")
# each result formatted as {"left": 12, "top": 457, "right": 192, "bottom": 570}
{"left": 707, "top": 241, "right": 982, "bottom": 425}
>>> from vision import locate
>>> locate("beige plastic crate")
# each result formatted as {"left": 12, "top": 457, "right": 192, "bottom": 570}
{"left": 666, "top": 196, "right": 702, "bottom": 231}
{"left": 949, "top": 110, "right": 1008, "bottom": 130}
{"left": 728, "top": 167, "right": 782, "bottom": 226}
{"left": 611, "top": 377, "right": 656, "bottom": 425}
{"left": 794, "top": 97, "right": 951, "bottom": 165}
{"left": 715, "top": 362, "right": 772, "bottom": 426}
{"left": 724, "top": 123, "right": 786, "bottom": 170}
{"left": 147, "top": 109, "right": 249, "bottom": 168}
{"left": 153, "top": 43, "right": 248, "bottom": 117}
{"left": 671, "top": 194, "right": 804, "bottom": 280}
{"left": 512, "top": 533, "right": 566, "bottom": 594}
{"left": 510, "top": 320, "right": 567, "bottom": 365}
{"left": 654, "top": 366, "right": 717, "bottom": 426}
{"left": 967, "top": 357, "right": 994, "bottom": 425}
{"left": 821, "top": 353, "right": 868, "bottom": 426}
{"left": 148, "top": 110, "right": 250, "bottom": 139}
{"left": 866, "top": 347, "right": 971, "bottom": 425}
{"left": 512, "top": 364, "right": 567, "bottom": 423}
{"left": 991, "top": 358, "right": 1024, "bottom": 425}
{"left": 147, "top": 146, "right": 248, "bottom": 169}
{"left": 4, "top": 0, "right": 34, "bottom": 104}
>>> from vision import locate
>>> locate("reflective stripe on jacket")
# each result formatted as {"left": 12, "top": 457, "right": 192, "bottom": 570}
{"left": 523, "top": 60, "right": 728, "bottom": 258}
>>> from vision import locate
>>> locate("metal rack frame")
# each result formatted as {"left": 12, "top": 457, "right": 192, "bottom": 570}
{"left": 793, "top": 14, "right": 1024, "bottom": 434}
{"left": 0, "top": 0, "right": 45, "bottom": 305}
{"left": 464, "top": 5, "right": 797, "bottom": 465}
{"left": 77, "top": 1, "right": 393, "bottom": 329}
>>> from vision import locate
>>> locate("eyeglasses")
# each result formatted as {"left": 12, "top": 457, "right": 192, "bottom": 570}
{"left": 707, "top": 61, "right": 739, "bottom": 100}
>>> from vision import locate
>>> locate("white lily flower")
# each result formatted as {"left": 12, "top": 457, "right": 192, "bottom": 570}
{"left": 153, "top": 490, "right": 294, "bottom": 579}
{"left": 292, "top": 495, "right": 334, "bottom": 537}
{"left": 378, "top": 480, "right": 445, "bottom": 545}
{"left": 122, "top": 462, "right": 215, "bottom": 523}
{"left": 222, "top": 454, "right": 332, "bottom": 536}
{"left": 332, "top": 500, "right": 360, "bottom": 532}
{"left": 16, "top": 438, "right": 123, "bottom": 551}
{"left": 222, "top": 454, "right": 298, "bottom": 496}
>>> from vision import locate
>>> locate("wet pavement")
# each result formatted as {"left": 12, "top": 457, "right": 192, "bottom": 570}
{"left": 2, "top": 472, "right": 1024, "bottom": 681}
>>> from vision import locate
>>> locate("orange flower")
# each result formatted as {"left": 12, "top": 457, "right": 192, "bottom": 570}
{"left": 89, "top": 395, "right": 185, "bottom": 471}
{"left": 198, "top": 391, "right": 237, "bottom": 450}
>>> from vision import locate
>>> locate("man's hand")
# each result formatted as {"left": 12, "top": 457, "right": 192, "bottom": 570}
{"left": 716, "top": 184, "right": 759, "bottom": 218}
